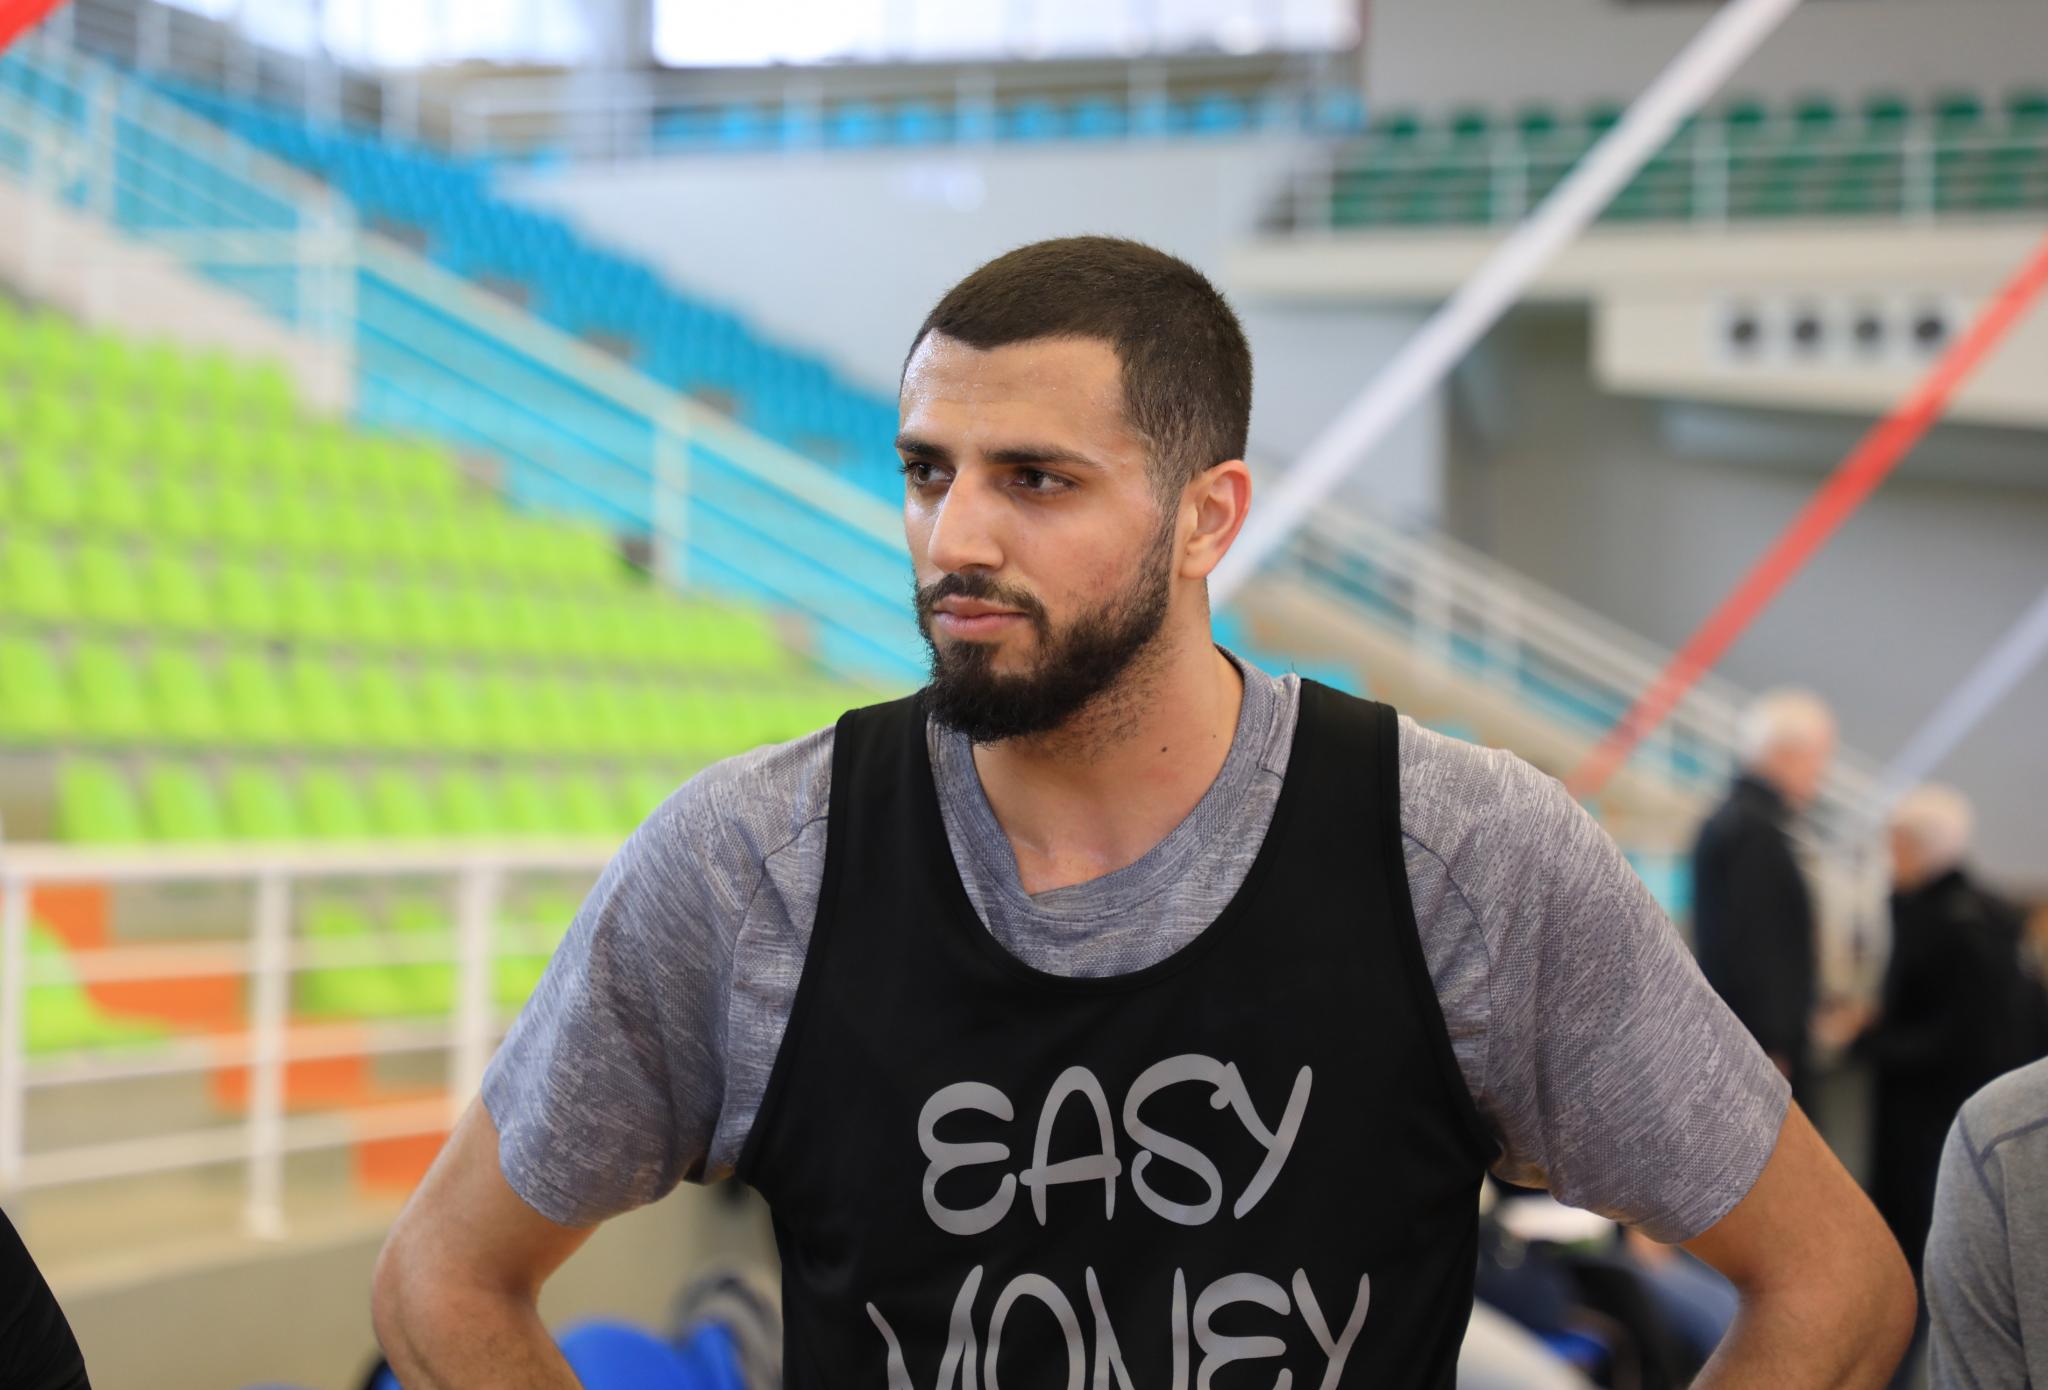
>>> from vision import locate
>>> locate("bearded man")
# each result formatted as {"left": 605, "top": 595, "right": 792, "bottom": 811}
{"left": 372, "top": 236, "right": 1912, "bottom": 1388}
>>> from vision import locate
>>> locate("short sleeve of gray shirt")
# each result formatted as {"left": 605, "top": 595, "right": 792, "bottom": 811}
{"left": 482, "top": 659, "right": 1789, "bottom": 1244}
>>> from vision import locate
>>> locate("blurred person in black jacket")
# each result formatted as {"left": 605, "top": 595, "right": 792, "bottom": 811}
{"left": 1692, "top": 689, "right": 1836, "bottom": 1109}
{"left": 1822, "top": 785, "right": 2042, "bottom": 1280}
{"left": 0, "top": 1208, "right": 89, "bottom": 1389}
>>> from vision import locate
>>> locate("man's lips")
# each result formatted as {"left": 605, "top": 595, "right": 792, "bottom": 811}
{"left": 931, "top": 600, "right": 1028, "bottom": 636}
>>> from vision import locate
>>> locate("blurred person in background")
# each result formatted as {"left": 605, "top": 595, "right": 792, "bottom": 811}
{"left": 1924, "top": 1055, "right": 2048, "bottom": 1389}
{"left": 1692, "top": 690, "right": 1836, "bottom": 1108}
{"left": 1823, "top": 785, "right": 2043, "bottom": 1288}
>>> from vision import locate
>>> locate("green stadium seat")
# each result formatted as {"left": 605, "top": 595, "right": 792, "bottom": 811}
{"left": 1721, "top": 97, "right": 1770, "bottom": 143}
{"left": 418, "top": 667, "right": 487, "bottom": 752}
{"left": 1515, "top": 105, "right": 1561, "bottom": 145}
{"left": 1936, "top": 92, "right": 1985, "bottom": 135}
{"left": 286, "top": 653, "right": 360, "bottom": 748}
{"left": 15, "top": 448, "right": 85, "bottom": 529}
{"left": 493, "top": 893, "right": 572, "bottom": 1008}
{"left": 147, "top": 475, "right": 212, "bottom": 546}
{"left": 1448, "top": 108, "right": 1491, "bottom": 146}
{"left": 77, "top": 458, "right": 150, "bottom": 534}
{"left": 142, "top": 761, "right": 229, "bottom": 840}
{"left": 270, "top": 491, "right": 335, "bottom": 558}
{"left": 437, "top": 768, "right": 500, "bottom": 836}
{"left": 0, "top": 635, "right": 70, "bottom": 741}
{"left": 73, "top": 542, "right": 147, "bottom": 628}
{"left": 220, "top": 650, "right": 297, "bottom": 746}
{"left": 444, "top": 586, "right": 508, "bottom": 656}
{"left": 389, "top": 898, "right": 457, "bottom": 1015}
{"left": 499, "top": 769, "right": 560, "bottom": 835}
{"left": 223, "top": 763, "right": 302, "bottom": 839}
{"left": 211, "top": 485, "right": 270, "bottom": 551}
{"left": 2009, "top": 89, "right": 2048, "bottom": 134}
{"left": 1370, "top": 109, "right": 1422, "bottom": 144}
{"left": 279, "top": 570, "right": 346, "bottom": 645}
{"left": 22, "top": 924, "right": 169, "bottom": 1055}
{"left": 478, "top": 670, "right": 545, "bottom": 752}
{"left": 56, "top": 760, "right": 146, "bottom": 841}
{"left": 299, "top": 766, "right": 375, "bottom": 838}
{"left": 1792, "top": 95, "right": 1839, "bottom": 139}
{"left": 557, "top": 770, "right": 622, "bottom": 837}
{"left": 139, "top": 548, "right": 215, "bottom": 634}
{"left": 395, "top": 579, "right": 462, "bottom": 653}
{"left": 298, "top": 427, "right": 355, "bottom": 493}
{"left": 356, "top": 664, "right": 426, "bottom": 750}
{"left": 147, "top": 646, "right": 229, "bottom": 744}
{"left": 296, "top": 899, "right": 410, "bottom": 1018}
{"left": 1, "top": 535, "right": 73, "bottom": 624}
{"left": 215, "top": 560, "right": 285, "bottom": 641}
{"left": 368, "top": 765, "right": 438, "bottom": 837}
{"left": 337, "top": 576, "right": 406, "bottom": 650}
{"left": 71, "top": 640, "right": 152, "bottom": 743}
{"left": 1861, "top": 92, "right": 1913, "bottom": 139}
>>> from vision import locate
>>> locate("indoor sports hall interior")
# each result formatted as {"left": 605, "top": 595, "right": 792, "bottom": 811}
{"left": 0, "top": 0, "right": 2043, "bottom": 1385}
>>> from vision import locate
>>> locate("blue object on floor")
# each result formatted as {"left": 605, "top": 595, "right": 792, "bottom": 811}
{"left": 558, "top": 1320, "right": 699, "bottom": 1388}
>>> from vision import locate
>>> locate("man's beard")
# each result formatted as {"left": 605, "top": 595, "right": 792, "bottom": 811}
{"left": 914, "top": 523, "right": 1174, "bottom": 745}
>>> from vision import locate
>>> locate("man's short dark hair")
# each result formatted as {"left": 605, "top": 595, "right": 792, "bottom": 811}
{"left": 905, "top": 236, "right": 1253, "bottom": 494}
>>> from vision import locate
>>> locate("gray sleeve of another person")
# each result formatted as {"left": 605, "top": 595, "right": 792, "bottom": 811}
{"left": 479, "top": 730, "right": 833, "bottom": 1227}
{"left": 1926, "top": 1061, "right": 2048, "bottom": 1390}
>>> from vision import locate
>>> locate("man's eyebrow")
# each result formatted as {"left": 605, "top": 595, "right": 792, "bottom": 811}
{"left": 894, "top": 432, "right": 948, "bottom": 460}
{"left": 983, "top": 443, "right": 1107, "bottom": 473}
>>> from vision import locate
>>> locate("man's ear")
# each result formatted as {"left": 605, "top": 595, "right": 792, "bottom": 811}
{"left": 1180, "top": 459, "right": 1252, "bottom": 582}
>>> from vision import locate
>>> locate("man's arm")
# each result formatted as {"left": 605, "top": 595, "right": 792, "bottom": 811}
{"left": 1681, "top": 1102, "right": 1916, "bottom": 1388}
{"left": 371, "top": 1101, "right": 595, "bottom": 1389}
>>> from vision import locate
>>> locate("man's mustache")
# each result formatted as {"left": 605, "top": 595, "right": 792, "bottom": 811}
{"left": 915, "top": 573, "right": 1049, "bottom": 631}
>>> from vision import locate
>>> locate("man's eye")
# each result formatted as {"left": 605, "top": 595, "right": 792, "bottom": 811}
{"left": 1016, "top": 469, "right": 1065, "bottom": 492}
{"left": 901, "top": 460, "right": 943, "bottom": 487}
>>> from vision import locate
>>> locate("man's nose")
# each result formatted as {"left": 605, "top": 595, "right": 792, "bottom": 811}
{"left": 924, "top": 471, "right": 1005, "bottom": 574}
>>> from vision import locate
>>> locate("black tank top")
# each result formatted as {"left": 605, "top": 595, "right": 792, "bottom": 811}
{"left": 740, "top": 681, "right": 1496, "bottom": 1387}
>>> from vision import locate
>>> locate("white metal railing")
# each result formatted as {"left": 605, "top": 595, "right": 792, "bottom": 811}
{"left": 0, "top": 839, "right": 607, "bottom": 1238}
{"left": 1283, "top": 496, "right": 1887, "bottom": 843}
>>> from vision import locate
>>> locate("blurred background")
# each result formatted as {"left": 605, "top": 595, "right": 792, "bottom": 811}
{"left": 0, "top": 0, "right": 2043, "bottom": 1385}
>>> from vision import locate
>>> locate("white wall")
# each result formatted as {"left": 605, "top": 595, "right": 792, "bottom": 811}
{"left": 1446, "top": 311, "right": 2048, "bottom": 887}
{"left": 500, "top": 138, "right": 1446, "bottom": 521}
{"left": 1364, "top": 0, "right": 2048, "bottom": 115}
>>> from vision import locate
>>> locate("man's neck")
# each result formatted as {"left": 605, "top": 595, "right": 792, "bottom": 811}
{"left": 970, "top": 633, "right": 1245, "bottom": 896}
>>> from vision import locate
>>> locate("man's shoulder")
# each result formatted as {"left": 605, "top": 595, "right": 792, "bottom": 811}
{"left": 633, "top": 722, "right": 839, "bottom": 882}
{"left": 1392, "top": 713, "right": 1582, "bottom": 879}
{"left": 1960, "top": 1057, "right": 2048, "bottom": 1158}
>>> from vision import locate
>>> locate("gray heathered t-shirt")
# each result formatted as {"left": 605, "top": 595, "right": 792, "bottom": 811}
{"left": 1926, "top": 1057, "right": 2048, "bottom": 1389}
{"left": 482, "top": 659, "right": 1789, "bottom": 1245}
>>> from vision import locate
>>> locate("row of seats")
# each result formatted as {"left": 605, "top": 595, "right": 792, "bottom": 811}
{"left": 0, "top": 537, "right": 780, "bottom": 671}
{"left": 644, "top": 85, "right": 1369, "bottom": 152}
{"left": 58, "top": 756, "right": 684, "bottom": 842}
{"left": 1323, "top": 89, "right": 2048, "bottom": 229}
{"left": 1, "top": 634, "right": 838, "bottom": 756}
{"left": 2, "top": 503, "right": 638, "bottom": 610}
{"left": 0, "top": 304, "right": 299, "bottom": 417}
{"left": 1360, "top": 87, "right": 2048, "bottom": 153}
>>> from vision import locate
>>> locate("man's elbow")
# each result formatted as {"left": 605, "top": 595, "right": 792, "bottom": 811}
{"left": 1806, "top": 1220, "right": 1918, "bottom": 1378}
{"left": 370, "top": 1225, "right": 423, "bottom": 1368}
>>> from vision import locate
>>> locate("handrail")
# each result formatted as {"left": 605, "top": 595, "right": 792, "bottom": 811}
{"left": 355, "top": 243, "right": 906, "bottom": 550}
{"left": 0, "top": 837, "right": 607, "bottom": 1226}
{"left": 1288, "top": 492, "right": 1887, "bottom": 835}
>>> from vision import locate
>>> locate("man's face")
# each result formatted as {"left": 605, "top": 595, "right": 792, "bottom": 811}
{"left": 898, "top": 332, "right": 1181, "bottom": 743}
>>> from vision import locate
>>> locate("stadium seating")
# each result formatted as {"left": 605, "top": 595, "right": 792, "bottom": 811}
{"left": 1315, "top": 87, "right": 2048, "bottom": 230}
{"left": 130, "top": 75, "right": 912, "bottom": 506}
{"left": 0, "top": 302, "right": 867, "bottom": 844}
